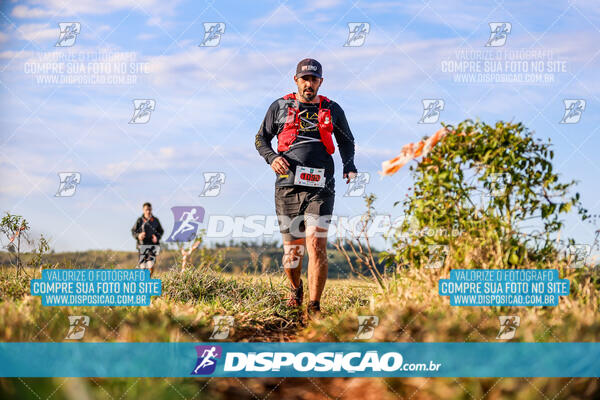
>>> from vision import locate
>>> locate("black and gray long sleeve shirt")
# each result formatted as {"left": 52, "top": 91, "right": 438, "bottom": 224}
{"left": 255, "top": 94, "right": 357, "bottom": 194}
{"left": 131, "top": 215, "right": 164, "bottom": 246}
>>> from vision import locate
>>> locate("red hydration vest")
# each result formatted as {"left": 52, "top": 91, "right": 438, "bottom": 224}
{"left": 277, "top": 93, "right": 335, "bottom": 155}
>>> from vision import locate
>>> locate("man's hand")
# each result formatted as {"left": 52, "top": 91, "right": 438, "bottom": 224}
{"left": 343, "top": 171, "right": 357, "bottom": 184}
{"left": 271, "top": 156, "right": 290, "bottom": 175}
{"left": 138, "top": 232, "right": 146, "bottom": 241}
{"left": 152, "top": 234, "right": 158, "bottom": 243}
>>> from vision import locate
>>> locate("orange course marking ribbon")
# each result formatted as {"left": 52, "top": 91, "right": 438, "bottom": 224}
{"left": 380, "top": 127, "right": 450, "bottom": 176}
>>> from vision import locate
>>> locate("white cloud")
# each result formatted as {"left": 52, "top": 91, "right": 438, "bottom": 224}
{"left": 307, "top": 0, "right": 343, "bottom": 10}
{"left": 11, "top": 5, "right": 54, "bottom": 19}
{"left": 136, "top": 32, "right": 158, "bottom": 41}
{"left": 0, "top": 49, "right": 34, "bottom": 59}
{"left": 250, "top": 5, "right": 299, "bottom": 28}
{"left": 96, "top": 25, "right": 111, "bottom": 34}
{"left": 12, "top": 0, "right": 168, "bottom": 18}
{"left": 16, "top": 23, "right": 57, "bottom": 42}
{"left": 146, "top": 16, "right": 162, "bottom": 27}
{"left": 11, "top": 0, "right": 183, "bottom": 31}
{"left": 0, "top": 152, "right": 56, "bottom": 197}
{"left": 355, "top": 145, "right": 397, "bottom": 159}
{"left": 360, "top": 1, "right": 497, "bottom": 32}
{"left": 132, "top": 27, "right": 597, "bottom": 103}
{"left": 100, "top": 144, "right": 256, "bottom": 180}
{"left": 249, "top": 0, "right": 345, "bottom": 28}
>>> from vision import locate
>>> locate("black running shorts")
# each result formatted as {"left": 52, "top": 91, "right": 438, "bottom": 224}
{"left": 275, "top": 186, "right": 334, "bottom": 241}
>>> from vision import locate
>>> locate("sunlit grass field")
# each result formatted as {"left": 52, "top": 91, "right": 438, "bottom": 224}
{"left": 0, "top": 256, "right": 599, "bottom": 399}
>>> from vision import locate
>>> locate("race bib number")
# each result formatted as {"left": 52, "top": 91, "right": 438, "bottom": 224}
{"left": 294, "top": 166, "right": 325, "bottom": 188}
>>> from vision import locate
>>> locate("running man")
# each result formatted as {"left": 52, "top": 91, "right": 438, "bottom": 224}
{"left": 255, "top": 58, "right": 358, "bottom": 318}
{"left": 345, "top": 23, "right": 369, "bottom": 46}
{"left": 419, "top": 99, "right": 443, "bottom": 123}
{"left": 130, "top": 100, "right": 153, "bottom": 123}
{"left": 561, "top": 99, "right": 585, "bottom": 123}
{"left": 131, "top": 202, "right": 164, "bottom": 276}
{"left": 486, "top": 23, "right": 510, "bottom": 46}
{"left": 193, "top": 346, "right": 218, "bottom": 374}
{"left": 169, "top": 207, "right": 201, "bottom": 241}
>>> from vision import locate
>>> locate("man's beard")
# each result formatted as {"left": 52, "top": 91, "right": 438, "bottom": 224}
{"left": 301, "top": 89, "right": 316, "bottom": 101}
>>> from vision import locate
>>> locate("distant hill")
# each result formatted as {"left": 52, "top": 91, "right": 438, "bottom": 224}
{"left": 0, "top": 244, "right": 385, "bottom": 279}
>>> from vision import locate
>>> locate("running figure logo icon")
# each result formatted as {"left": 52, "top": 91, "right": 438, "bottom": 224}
{"left": 566, "top": 244, "right": 590, "bottom": 268}
{"left": 560, "top": 99, "right": 586, "bottom": 124}
{"left": 167, "top": 206, "right": 205, "bottom": 242}
{"left": 419, "top": 99, "right": 444, "bottom": 124}
{"left": 485, "top": 22, "right": 511, "bottom": 47}
{"left": 129, "top": 99, "right": 156, "bottom": 124}
{"left": 354, "top": 315, "right": 379, "bottom": 340}
{"left": 55, "top": 172, "right": 81, "bottom": 197}
{"left": 199, "top": 172, "right": 226, "bottom": 197}
{"left": 209, "top": 316, "right": 234, "bottom": 340}
{"left": 199, "top": 23, "right": 225, "bottom": 47}
{"left": 489, "top": 172, "right": 512, "bottom": 197}
{"left": 65, "top": 316, "right": 90, "bottom": 340}
{"left": 426, "top": 245, "right": 447, "bottom": 269}
{"left": 282, "top": 244, "right": 304, "bottom": 269}
{"left": 344, "top": 172, "right": 370, "bottom": 197}
{"left": 56, "top": 23, "right": 81, "bottom": 47}
{"left": 138, "top": 245, "right": 160, "bottom": 269}
{"left": 496, "top": 315, "right": 520, "bottom": 340}
{"left": 344, "top": 23, "right": 370, "bottom": 47}
{"left": 191, "top": 345, "right": 222, "bottom": 375}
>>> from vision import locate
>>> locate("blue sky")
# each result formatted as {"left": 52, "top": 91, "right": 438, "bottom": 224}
{"left": 0, "top": 0, "right": 599, "bottom": 252}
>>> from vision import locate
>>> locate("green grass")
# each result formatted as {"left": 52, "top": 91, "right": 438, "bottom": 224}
{"left": 303, "top": 266, "right": 600, "bottom": 342}
{"left": 0, "top": 245, "right": 372, "bottom": 278}
{"left": 0, "top": 259, "right": 599, "bottom": 399}
{"left": 0, "top": 266, "right": 376, "bottom": 342}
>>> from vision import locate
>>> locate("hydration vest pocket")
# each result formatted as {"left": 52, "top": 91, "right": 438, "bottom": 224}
{"left": 318, "top": 108, "right": 335, "bottom": 155}
{"left": 277, "top": 106, "right": 299, "bottom": 152}
{"left": 277, "top": 93, "right": 335, "bottom": 154}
